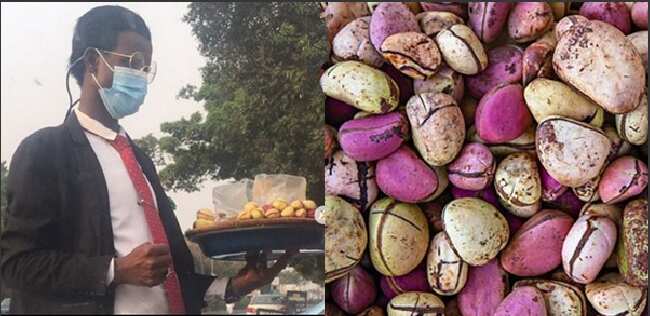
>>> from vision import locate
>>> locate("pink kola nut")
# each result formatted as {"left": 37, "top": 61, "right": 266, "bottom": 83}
{"left": 339, "top": 112, "right": 408, "bottom": 162}
{"left": 457, "top": 259, "right": 507, "bottom": 316}
{"left": 376, "top": 146, "right": 438, "bottom": 203}
{"left": 561, "top": 215, "right": 617, "bottom": 284}
{"left": 466, "top": 45, "right": 523, "bottom": 99}
{"left": 468, "top": 2, "right": 513, "bottom": 44}
{"left": 579, "top": 2, "right": 631, "bottom": 34}
{"left": 500, "top": 209, "right": 574, "bottom": 277}
{"left": 493, "top": 286, "right": 547, "bottom": 316}
{"left": 330, "top": 265, "right": 377, "bottom": 314}
{"left": 475, "top": 83, "right": 532, "bottom": 143}
{"left": 547, "top": 190, "right": 584, "bottom": 218}
{"left": 599, "top": 156, "right": 649, "bottom": 204}
{"left": 379, "top": 265, "right": 430, "bottom": 300}
{"left": 448, "top": 142, "right": 495, "bottom": 191}
{"left": 369, "top": 2, "right": 419, "bottom": 51}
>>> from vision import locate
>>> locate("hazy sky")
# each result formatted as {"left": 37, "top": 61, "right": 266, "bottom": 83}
{"left": 1, "top": 2, "right": 225, "bottom": 231}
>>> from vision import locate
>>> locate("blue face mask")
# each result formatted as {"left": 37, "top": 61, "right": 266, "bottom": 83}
{"left": 92, "top": 66, "right": 148, "bottom": 120}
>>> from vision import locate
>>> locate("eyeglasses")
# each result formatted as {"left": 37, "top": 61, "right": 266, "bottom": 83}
{"left": 93, "top": 48, "right": 157, "bottom": 83}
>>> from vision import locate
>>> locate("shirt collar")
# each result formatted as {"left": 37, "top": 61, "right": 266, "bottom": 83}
{"left": 74, "top": 106, "right": 125, "bottom": 141}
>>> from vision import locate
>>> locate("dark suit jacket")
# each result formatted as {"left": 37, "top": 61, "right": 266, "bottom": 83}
{"left": 0, "top": 113, "right": 214, "bottom": 314}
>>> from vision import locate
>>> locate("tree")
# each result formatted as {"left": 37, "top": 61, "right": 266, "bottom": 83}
{"left": 154, "top": 2, "right": 326, "bottom": 204}
{"left": 136, "top": 3, "right": 326, "bottom": 284}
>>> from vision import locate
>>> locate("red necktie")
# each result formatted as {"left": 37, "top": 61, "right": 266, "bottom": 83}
{"left": 111, "top": 135, "right": 186, "bottom": 314}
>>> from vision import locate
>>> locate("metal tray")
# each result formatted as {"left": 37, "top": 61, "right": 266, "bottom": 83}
{"left": 186, "top": 218, "right": 324, "bottom": 261}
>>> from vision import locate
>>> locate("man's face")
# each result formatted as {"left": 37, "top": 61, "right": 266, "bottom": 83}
{"left": 92, "top": 31, "right": 153, "bottom": 89}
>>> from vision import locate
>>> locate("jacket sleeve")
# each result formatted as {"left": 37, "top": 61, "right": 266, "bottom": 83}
{"left": 0, "top": 133, "right": 113, "bottom": 298}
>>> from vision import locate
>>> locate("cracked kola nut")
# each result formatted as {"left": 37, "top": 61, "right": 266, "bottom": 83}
{"left": 442, "top": 198, "right": 509, "bottom": 266}
{"left": 324, "top": 195, "right": 368, "bottom": 283}
{"left": 536, "top": 116, "right": 612, "bottom": 188}
{"left": 631, "top": 2, "right": 648, "bottom": 29}
{"left": 435, "top": 24, "right": 488, "bottom": 75}
{"left": 579, "top": 2, "right": 631, "bottom": 34}
{"left": 468, "top": 2, "right": 512, "bottom": 43}
{"left": 280, "top": 206, "right": 294, "bottom": 217}
{"left": 447, "top": 142, "right": 495, "bottom": 191}
{"left": 524, "top": 78, "right": 604, "bottom": 127}
{"left": 617, "top": 198, "right": 648, "bottom": 287}
{"left": 380, "top": 32, "right": 442, "bottom": 80}
{"left": 493, "top": 286, "right": 547, "bottom": 316}
{"left": 406, "top": 93, "right": 465, "bottom": 166}
{"left": 604, "top": 125, "right": 633, "bottom": 159}
{"left": 380, "top": 265, "right": 430, "bottom": 300}
{"left": 376, "top": 146, "right": 439, "bottom": 203}
{"left": 368, "top": 197, "right": 429, "bottom": 276}
{"left": 324, "top": 125, "right": 338, "bottom": 160}
{"left": 561, "top": 214, "right": 618, "bottom": 284}
{"left": 627, "top": 31, "right": 648, "bottom": 70}
{"left": 330, "top": 265, "right": 377, "bottom": 314}
{"left": 416, "top": 11, "right": 464, "bottom": 38}
{"left": 321, "top": 61, "right": 400, "bottom": 114}
{"left": 580, "top": 203, "right": 623, "bottom": 226}
{"left": 413, "top": 65, "right": 464, "bottom": 103}
{"left": 598, "top": 156, "right": 648, "bottom": 204}
{"left": 339, "top": 111, "right": 409, "bottom": 162}
{"left": 494, "top": 152, "right": 542, "bottom": 218}
{"left": 426, "top": 231, "right": 468, "bottom": 296}
{"left": 513, "top": 279, "right": 587, "bottom": 316}
{"left": 507, "top": 2, "right": 554, "bottom": 43}
{"left": 475, "top": 83, "right": 532, "bottom": 143}
{"left": 522, "top": 30, "right": 557, "bottom": 85}
{"left": 500, "top": 209, "right": 574, "bottom": 276}
{"left": 465, "top": 45, "right": 523, "bottom": 99}
{"left": 540, "top": 165, "right": 567, "bottom": 202}
{"left": 585, "top": 273, "right": 647, "bottom": 316}
{"left": 332, "top": 17, "right": 384, "bottom": 68}
{"left": 457, "top": 259, "right": 508, "bottom": 316}
{"left": 616, "top": 95, "right": 648, "bottom": 146}
{"left": 387, "top": 292, "right": 444, "bottom": 316}
{"left": 369, "top": 2, "right": 419, "bottom": 50}
{"left": 325, "top": 150, "right": 379, "bottom": 211}
{"left": 553, "top": 20, "right": 646, "bottom": 114}
{"left": 321, "top": 2, "right": 371, "bottom": 44}
{"left": 420, "top": 2, "right": 467, "bottom": 19}
{"left": 467, "top": 125, "right": 537, "bottom": 157}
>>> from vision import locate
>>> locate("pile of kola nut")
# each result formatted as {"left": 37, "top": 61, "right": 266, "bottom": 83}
{"left": 320, "top": 2, "right": 648, "bottom": 316}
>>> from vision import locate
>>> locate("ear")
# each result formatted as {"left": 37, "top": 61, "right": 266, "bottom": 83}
{"left": 84, "top": 50, "right": 99, "bottom": 74}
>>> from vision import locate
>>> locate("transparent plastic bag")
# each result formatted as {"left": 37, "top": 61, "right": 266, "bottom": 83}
{"left": 252, "top": 174, "right": 307, "bottom": 205}
{"left": 212, "top": 178, "right": 253, "bottom": 216}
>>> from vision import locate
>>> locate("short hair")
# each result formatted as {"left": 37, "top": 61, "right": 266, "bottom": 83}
{"left": 69, "top": 5, "right": 151, "bottom": 86}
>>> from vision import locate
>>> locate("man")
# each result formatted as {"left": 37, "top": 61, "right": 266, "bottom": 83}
{"left": 0, "top": 6, "right": 292, "bottom": 314}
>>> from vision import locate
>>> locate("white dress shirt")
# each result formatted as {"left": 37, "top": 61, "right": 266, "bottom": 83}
{"left": 74, "top": 108, "right": 229, "bottom": 314}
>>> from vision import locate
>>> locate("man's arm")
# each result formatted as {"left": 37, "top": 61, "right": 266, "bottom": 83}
{"left": 0, "top": 135, "right": 113, "bottom": 297}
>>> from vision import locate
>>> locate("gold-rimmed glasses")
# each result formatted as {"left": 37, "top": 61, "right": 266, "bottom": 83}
{"left": 93, "top": 47, "right": 157, "bottom": 83}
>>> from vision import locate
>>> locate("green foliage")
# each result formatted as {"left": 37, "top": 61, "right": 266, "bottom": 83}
{"left": 149, "top": 2, "right": 326, "bottom": 202}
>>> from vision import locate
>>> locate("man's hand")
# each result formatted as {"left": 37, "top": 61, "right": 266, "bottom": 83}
{"left": 114, "top": 242, "right": 172, "bottom": 287}
{"left": 226, "top": 248, "right": 298, "bottom": 300}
